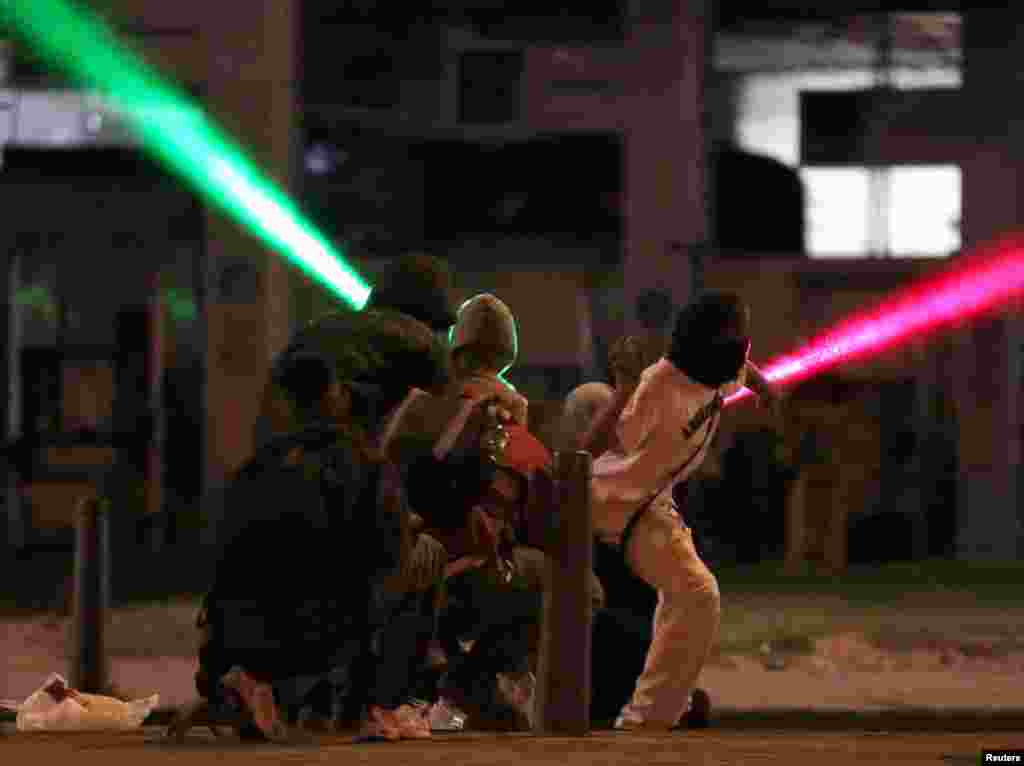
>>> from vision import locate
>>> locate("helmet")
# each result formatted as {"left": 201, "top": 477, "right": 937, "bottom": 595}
{"left": 449, "top": 293, "right": 519, "bottom": 374}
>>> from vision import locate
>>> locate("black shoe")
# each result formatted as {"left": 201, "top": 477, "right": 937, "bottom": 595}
{"left": 442, "top": 675, "right": 530, "bottom": 732}
{"left": 676, "top": 688, "right": 712, "bottom": 729}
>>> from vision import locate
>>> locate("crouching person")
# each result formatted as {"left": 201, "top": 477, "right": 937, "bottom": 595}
{"left": 175, "top": 348, "right": 440, "bottom": 743}
{"left": 273, "top": 304, "right": 501, "bottom": 740}
{"left": 421, "top": 294, "right": 605, "bottom": 731}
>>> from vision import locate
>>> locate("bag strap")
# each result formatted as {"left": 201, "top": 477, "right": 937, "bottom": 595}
{"left": 618, "top": 395, "right": 722, "bottom": 554}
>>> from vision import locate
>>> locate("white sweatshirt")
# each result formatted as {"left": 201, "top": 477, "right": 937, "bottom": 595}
{"left": 591, "top": 358, "right": 744, "bottom": 542}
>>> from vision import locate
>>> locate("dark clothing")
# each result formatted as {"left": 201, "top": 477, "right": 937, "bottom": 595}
{"left": 405, "top": 452, "right": 499, "bottom": 533}
{"left": 395, "top": 392, "right": 505, "bottom": 535}
{"left": 197, "top": 426, "right": 403, "bottom": 694}
{"left": 279, "top": 306, "right": 451, "bottom": 425}
{"left": 441, "top": 547, "right": 604, "bottom": 693}
{"left": 441, "top": 548, "right": 546, "bottom": 661}
{"left": 365, "top": 253, "right": 458, "bottom": 332}
{"left": 336, "top": 531, "right": 448, "bottom": 719}
{"left": 440, "top": 549, "right": 545, "bottom": 719}
{"left": 363, "top": 582, "right": 441, "bottom": 709}
{"left": 590, "top": 606, "right": 654, "bottom": 724}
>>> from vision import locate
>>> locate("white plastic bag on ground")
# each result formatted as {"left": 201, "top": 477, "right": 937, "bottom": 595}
{"left": 14, "top": 673, "right": 159, "bottom": 732}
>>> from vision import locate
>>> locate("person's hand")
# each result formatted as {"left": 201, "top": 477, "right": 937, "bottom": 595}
{"left": 486, "top": 401, "right": 514, "bottom": 424}
{"left": 480, "top": 399, "right": 511, "bottom": 459}
{"left": 469, "top": 507, "right": 501, "bottom": 552}
{"left": 758, "top": 385, "right": 784, "bottom": 421}
{"left": 616, "top": 379, "right": 640, "bottom": 403}
{"left": 445, "top": 555, "right": 487, "bottom": 578}
{"left": 745, "top": 361, "right": 783, "bottom": 421}
{"left": 608, "top": 335, "right": 648, "bottom": 391}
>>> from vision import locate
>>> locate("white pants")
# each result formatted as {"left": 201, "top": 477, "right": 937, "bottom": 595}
{"left": 615, "top": 499, "right": 720, "bottom": 729}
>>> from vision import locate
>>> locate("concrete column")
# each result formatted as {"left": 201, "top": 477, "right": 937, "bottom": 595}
{"left": 199, "top": 1, "right": 297, "bottom": 509}
{"left": 621, "top": 0, "right": 710, "bottom": 337}
{"left": 957, "top": 8, "right": 1024, "bottom": 559}
{"left": 535, "top": 450, "right": 593, "bottom": 735}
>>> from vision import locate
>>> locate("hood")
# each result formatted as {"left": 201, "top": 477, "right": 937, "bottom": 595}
{"left": 450, "top": 293, "right": 518, "bottom": 372}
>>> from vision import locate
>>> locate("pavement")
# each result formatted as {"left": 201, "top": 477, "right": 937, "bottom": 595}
{"left": 6, "top": 605, "right": 1024, "bottom": 734}
{"left": 1, "top": 727, "right": 1022, "bottom": 766}
{"left": 4, "top": 650, "right": 1024, "bottom": 733}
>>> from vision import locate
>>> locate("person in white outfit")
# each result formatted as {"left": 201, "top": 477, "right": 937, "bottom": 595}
{"left": 583, "top": 292, "right": 779, "bottom": 731}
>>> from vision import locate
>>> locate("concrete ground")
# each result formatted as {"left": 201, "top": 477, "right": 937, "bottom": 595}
{"left": 6, "top": 602, "right": 1024, "bottom": 719}
{"left": 5, "top": 606, "right": 1024, "bottom": 765}
{"left": 2, "top": 727, "right": 1021, "bottom": 766}
{"left": 7, "top": 650, "right": 1024, "bottom": 719}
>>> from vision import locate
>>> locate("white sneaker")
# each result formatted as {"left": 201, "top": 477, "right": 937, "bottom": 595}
{"left": 614, "top": 708, "right": 674, "bottom": 733}
{"left": 614, "top": 689, "right": 711, "bottom": 731}
{"left": 426, "top": 698, "right": 467, "bottom": 732}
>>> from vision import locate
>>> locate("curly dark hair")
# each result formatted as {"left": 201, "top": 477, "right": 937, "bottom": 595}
{"left": 668, "top": 292, "right": 750, "bottom": 388}
{"left": 269, "top": 305, "right": 451, "bottom": 436}
{"left": 608, "top": 335, "right": 648, "bottom": 388}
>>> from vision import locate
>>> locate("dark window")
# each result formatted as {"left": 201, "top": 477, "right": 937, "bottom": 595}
{"left": 8, "top": 41, "right": 73, "bottom": 87}
{"left": 418, "top": 133, "right": 621, "bottom": 240}
{"left": 475, "top": 6, "right": 626, "bottom": 44}
{"left": 458, "top": 50, "right": 523, "bottom": 125}
{"left": 799, "top": 90, "right": 874, "bottom": 166}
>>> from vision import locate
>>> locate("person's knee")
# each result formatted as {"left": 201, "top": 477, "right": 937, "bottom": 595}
{"left": 662, "top": 565, "right": 719, "bottom": 609}
{"left": 703, "top": 572, "right": 721, "bottom": 617}
{"left": 406, "top": 532, "right": 447, "bottom": 589}
{"left": 511, "top": 545, "right": 546, "bottom": 591}
{"left": 418, "top": 532, "right": 447, "bottom": 575}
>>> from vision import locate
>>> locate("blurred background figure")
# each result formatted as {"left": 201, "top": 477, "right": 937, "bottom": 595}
{"left": 560, "top": 334, "right": 648, "bottom": 451}
{"left": 632, "top": 288, "right": 676, "bottom": 366}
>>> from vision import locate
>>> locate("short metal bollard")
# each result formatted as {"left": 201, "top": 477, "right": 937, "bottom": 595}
{"left": 534, "top": 450, "right": 593, "bottom": 736}
{"left": 71, "top": 496, "right": 111, "bottom": 694}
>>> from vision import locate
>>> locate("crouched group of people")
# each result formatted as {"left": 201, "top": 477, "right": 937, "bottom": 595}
{"left": 169, "top": 254, "right": 780, "bottom": 744}
{"left": 170, "top": 255, "right": 604, "bottom": 743}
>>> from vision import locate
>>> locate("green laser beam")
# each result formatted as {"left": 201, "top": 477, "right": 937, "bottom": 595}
{"left": 0, "top": 0, "right": 371, "bottom": 309}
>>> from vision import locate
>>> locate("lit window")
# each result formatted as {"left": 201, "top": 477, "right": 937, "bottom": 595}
{"left": 801, "top": 166, "right": 959, "bottom": 257}
{"left": 800, "top": 168, "right": 870, "bottom": 256}
{"left": 889, "top": 165, "right": 960, "bottom": 256}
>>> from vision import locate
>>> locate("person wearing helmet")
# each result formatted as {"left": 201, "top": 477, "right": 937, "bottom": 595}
{"left": 425, "top": 293, "right": 603, "bottom": 731}
{"left": 447, "top": 293, "right": 529, "bottom": 426}
{"left": 583, "top": 292, "right": 780, "bottom": 732}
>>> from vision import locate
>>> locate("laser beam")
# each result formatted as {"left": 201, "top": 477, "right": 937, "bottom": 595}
{"left": 726, "top": 233, "right": 1024, "bottom": 406}
{"left": 1, "top": 0, "right": 371, "bottom": 309}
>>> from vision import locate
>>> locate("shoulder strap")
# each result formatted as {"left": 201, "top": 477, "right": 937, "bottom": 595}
{"left": 658, "top": 400, "right": 721, "bottom": 499}
{"left": 619, "top": 394, "right": 721, "bottom": 553}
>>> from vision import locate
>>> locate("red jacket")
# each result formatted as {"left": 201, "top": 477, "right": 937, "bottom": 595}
{"left": 434, "top": 382, "right": 555, "bottom": 560}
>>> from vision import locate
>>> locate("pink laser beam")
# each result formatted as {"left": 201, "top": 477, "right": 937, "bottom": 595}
{"left": 726, "top": 233, "right": 1024, "bottom": 407}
